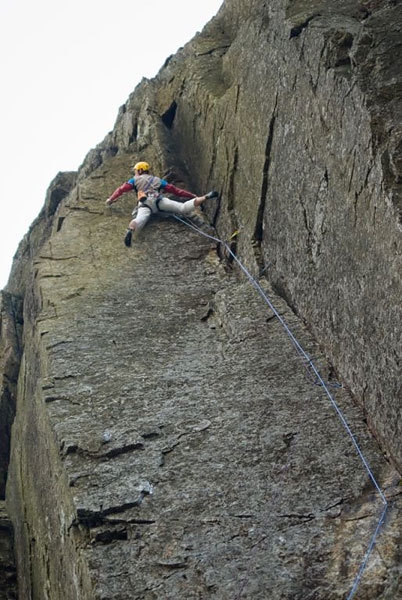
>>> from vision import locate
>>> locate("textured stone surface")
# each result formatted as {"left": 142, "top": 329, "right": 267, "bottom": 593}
{"left": 0, "top": 502, "right": 17, "bottom": 599}
{"left": 0, "top": 293, "right": 22, "bottom": 498}
{"left": 0, "top": 294, "right": 21, "bottom": 599}
{"left": 2, "top": 0, "right": 402, "bottom": 598}
{"left": 139, "top": 0, "right": 402, "bottom": 470}
{"left": 4, "top": 153, "right": 402, "bottom": 598}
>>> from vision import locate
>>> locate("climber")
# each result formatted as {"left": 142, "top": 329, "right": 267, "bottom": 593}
{"left": 105, "top": 161, "right": 218, "bottom": 247}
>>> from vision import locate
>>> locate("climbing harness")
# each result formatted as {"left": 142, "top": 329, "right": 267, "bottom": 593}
{"left": 138, "top": 193, "right": 162, "bottom": 213}
{"left": 174, "top": 213, "right": 388, "bottom": 600}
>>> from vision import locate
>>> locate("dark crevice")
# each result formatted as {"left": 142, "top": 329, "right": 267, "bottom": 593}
{"left": 129, "top": 121, "right": 138, "bottom": 145}
{"left": 0, "top": 388, "right": 16, "bottom": 499}
{"left": 325, "top": 31, "right": 354, "bottom": 77}
{"left": 253, "top": 111, "right": 276, "bottom": 243}
{"left": 289, "top": 14, "right": 321, "bottom": 39}
{"left": 93, "top": 528, "right": 128, "bottom": 545}
{"left": 223, "top": 226, "right": 238, "bottom": 266}
{"left": 47, "top": 187, "right": 69, "bottom": 218}
{"left": 335, "top": 56, "right": 352, "bottom": 68}
{"left": 195, "top": 44, "right": 231, "bottom": 57}
{"left": 100, "top": 442, "right": 145, "bottom": 459}
{"left": 60, "top": 441, "right": 145, "bottom": 460}
{"left": 253, "top": 96, "right": 278, "bottom": 275}
{"left": 74, "top": 495, "right": 152, "bottom": 528}
{"left": 0, "top": 292, "right": 22, "bottom": 599}
{"left": 0, "top": 292, "right": 23, "bottom": 499}
{"left": 161, "top": 101, "right": 177, "bottom": 129}
{"left": 227, "top": 146, "right": 239, "bottom": 213}
{"left": 56, "top": 217, "right": 65, "bottom": 232}
{"left": 278, "top": 512, "right": 315, "bottom": 522}
{"left": 45, "top": 173, "right": 77, "bottom": 218}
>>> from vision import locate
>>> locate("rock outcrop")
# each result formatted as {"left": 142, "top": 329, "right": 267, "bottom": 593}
{"left": 1, "top": 0, "right": 402, "bottom": 598}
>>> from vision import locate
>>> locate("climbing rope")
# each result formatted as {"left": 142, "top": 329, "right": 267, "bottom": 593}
{"left": 174, "top": 214, "right": 388, "bottom": 599}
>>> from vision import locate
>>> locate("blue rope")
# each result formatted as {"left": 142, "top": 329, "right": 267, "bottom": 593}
{"left": 174, "top": 214, "right": 388, "bottom": 598}
{"left": 346, "top": 502, "right": 388, "bottom": 599}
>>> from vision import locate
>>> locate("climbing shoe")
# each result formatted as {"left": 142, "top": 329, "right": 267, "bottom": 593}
{"left": 124, "top": 229, "right": 132, "bottom": 247}
{"left": 205, "top": 190, "right": 219, "bottom": 200}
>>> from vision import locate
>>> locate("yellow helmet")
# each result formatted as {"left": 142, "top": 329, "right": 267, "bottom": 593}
{"left": 133, "top": 161, "right": 150, "bottom": 172}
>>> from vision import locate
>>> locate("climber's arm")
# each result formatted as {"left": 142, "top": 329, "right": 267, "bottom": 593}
{"left": 105, "top": 181, "right": 135, "bottom": 205}
{"left": 161, "top": 180, "right": 196, "bottom": 200}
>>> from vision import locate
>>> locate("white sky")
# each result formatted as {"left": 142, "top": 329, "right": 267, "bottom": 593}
{"left": 0, "top": 0, "right": 224, "bottom": 289}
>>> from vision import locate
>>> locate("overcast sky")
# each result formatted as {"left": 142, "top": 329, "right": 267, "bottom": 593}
{"left": 0, "top": 0, "right": 224, "bottom": 289}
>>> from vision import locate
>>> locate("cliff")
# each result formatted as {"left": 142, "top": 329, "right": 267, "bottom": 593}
{"left": 1, "top": 0, "right": 402, "bottom": 598}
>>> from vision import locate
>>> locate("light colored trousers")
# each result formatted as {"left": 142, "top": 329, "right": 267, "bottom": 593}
{"left": 132, "top": 196, "right": 196, "bottom": 230}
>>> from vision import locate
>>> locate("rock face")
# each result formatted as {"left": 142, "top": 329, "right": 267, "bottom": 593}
{"left": 0, "top": 502, "right": 17, "bottom": 599}
{"left": 1, "top": 0, "right": 402, "bottom": 598}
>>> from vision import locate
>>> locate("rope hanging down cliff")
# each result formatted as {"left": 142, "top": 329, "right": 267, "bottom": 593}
{"left": 173, "top": 213, "right": 388, "bottom": 600}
